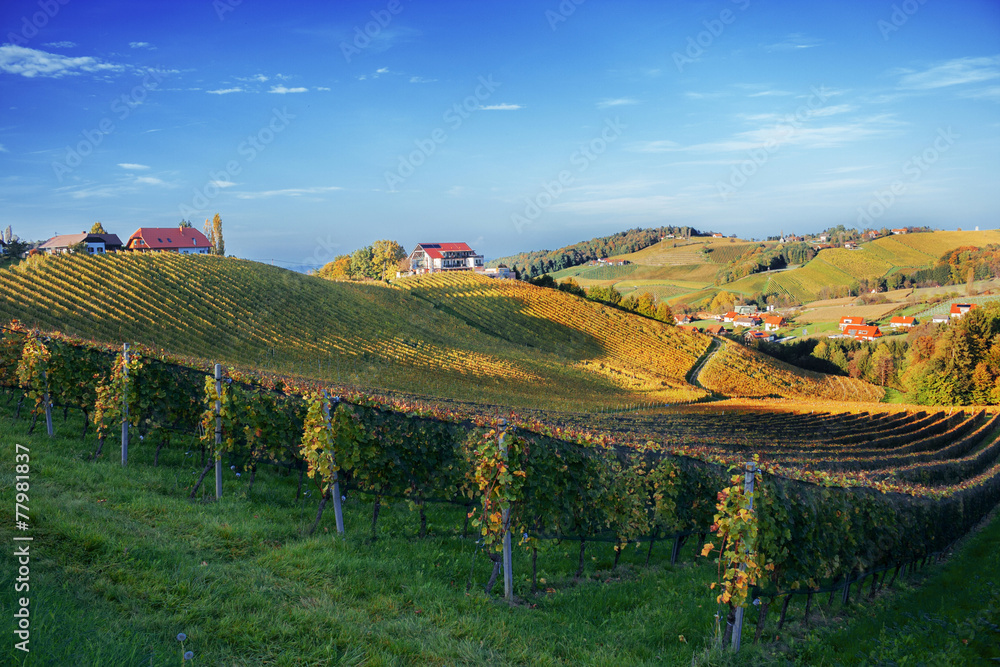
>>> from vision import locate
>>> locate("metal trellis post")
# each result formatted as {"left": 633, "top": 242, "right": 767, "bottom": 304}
{"left": 215, "top": 364, "right": 223, "bottom": 499}
{"left": 323, "top": 391, "right": 345, "bottom": 535}
{"left": 500, "top": 419, "right": 513, "bottom": 604}
{"left": 731, "top": 461, "right": 756, "bottom": 652}
{"left": 121, "top": 344, "right": 129, "bottom": 466}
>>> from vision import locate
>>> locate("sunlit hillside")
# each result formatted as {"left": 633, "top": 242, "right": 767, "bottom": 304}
{"left": 0, "top": 252, "right": 888, "bottom": 410}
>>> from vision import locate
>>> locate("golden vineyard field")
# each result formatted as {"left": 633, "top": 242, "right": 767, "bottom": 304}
{"left": 0, "top": 253, "right": 884, "bottom": 410}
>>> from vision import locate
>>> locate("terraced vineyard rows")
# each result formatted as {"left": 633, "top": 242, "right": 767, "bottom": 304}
{"left": 697, "top": 338, "right": 885, "bottom": 402}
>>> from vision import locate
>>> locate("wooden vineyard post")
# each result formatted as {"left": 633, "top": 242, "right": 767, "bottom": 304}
{"left": 121, "top": 343, "right": 129, "bottom": 466}
{"left": 214, "top": 364, "right": 223, "bottom": 500}
{"left": 322, "top": 392, "right": 345, "bottom": 535}
{"left": 499, "top": 420, "right": 514, "bottom": 604}
{"left": 731, "top": 461, "right": 756, "bottom": 652}
{"left": 42, "top": 370, "right": 53, "bottom": 437}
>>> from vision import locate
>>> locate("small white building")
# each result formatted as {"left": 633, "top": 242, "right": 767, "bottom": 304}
{"left": 484, "top": 265, "right": 513, "bottom": 279}
{"left": 40, "top": 233, "right": 123, "bottom": 255}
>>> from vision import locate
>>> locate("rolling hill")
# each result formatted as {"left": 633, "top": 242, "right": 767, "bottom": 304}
{"left": 550, "top": 230, "right": 1000, "bottom": 309}
{"left": 0, "top": 252, "right": 883, "bottom": 410}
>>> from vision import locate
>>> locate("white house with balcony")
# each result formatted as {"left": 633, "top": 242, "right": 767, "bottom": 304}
{"left": 408, "top": 243, "right": 484, "bottom": 274}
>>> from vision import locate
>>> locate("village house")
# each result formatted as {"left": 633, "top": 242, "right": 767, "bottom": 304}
{"left": 733, "top": 315, "right": 761, "bottom": 328}
{"left": 889, "top": 316, "right": 917, "bottom": 329}
{"left": 844, "top": 325, "right": 883, "bottom": 341}
{"left": 126, "top": 227, "right": 212, "bottom": 254}
{"left": 950, "top": 303, "right": 977, "bottom": 319}
{"left": 745, "top": 330, "right": 776, "bottom": 343}
{"left": 705, "top": 324, "right": 727, "bottom": 335}
{"left": 407, "top": 243, "right": 484, "bottom": 274}
{"left": 839, "top": 316, "right": 866, "bottom": 331}
{"left": 723, "top": 311, "right": 740, "bottom": 323}
{"left": 932, "top": 314, "right": 950, "bottom": 324}
{"left": 762, "top": 314, "right": 786, "bottom": 331}
{"left": 674, "top": 314, "right": 693, "bottom": 325}
{"left": 40, "top": 232, "right": 123, "bottom": 255}
{"left": 484, "top": 265, "right": 513, "bottom": 279}
{"left": 891, "top": 228, "right": 909, "bottom": 235}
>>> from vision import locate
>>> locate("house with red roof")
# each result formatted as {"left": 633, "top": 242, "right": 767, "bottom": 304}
{"left": 839, "top": 316, "right": 865, "bottom": 331}
{"left": 950, "top": 303, "right": 977, "bottom": 319}
{"left": 706, "top": 324, "right": 727, "bottom": 335}
{"left": 722, "top": 311, "right": 740, "bottom": 323}
{"left": 844, "top": 325, "right": 883, "bottom": 341}
{"left": 408, "top": 243, "right": 484, "bottom": 274}
{"left": 126, "top": 227, "right": 211, "bottom": 254}
{"left": 762, "top": 314, "right": 786, "bottom": 331}
{"left": 889, "top": 316, "right": 917, "bottom": 329}
{"left": 745, "top": 330, "right": 776, "bottom": 343}
{"left": 733, "top": 315, "right": 761, "bottom": 328}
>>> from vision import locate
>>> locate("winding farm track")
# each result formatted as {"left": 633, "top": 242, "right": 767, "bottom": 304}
{"left": 688, "top": 336, "right": 723, "bottom": 392}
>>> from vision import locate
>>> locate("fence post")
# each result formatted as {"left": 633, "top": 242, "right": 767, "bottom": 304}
{"left": 499, "top": 419, "right": 513, "bottom": 604}
{"left": 731, "top": 461, "right": 756, "bottom": 652}
{"left": 42, "top": 370, "right": 53, "bottom": 437}
{"left": 215, "top": 364, "right": 223, "bottom": 499}
{"left": 322, "top": 392, "right": 345, "bottom": 535}
{"left": 121, "top": 344, "right": 129, "bottom": 466}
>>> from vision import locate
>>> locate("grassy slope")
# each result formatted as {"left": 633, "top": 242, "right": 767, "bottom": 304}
{"left": 0, "top": 406, "right": 728, "bottom": 667}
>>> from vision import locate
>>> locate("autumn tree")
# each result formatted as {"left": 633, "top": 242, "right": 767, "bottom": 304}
{"left": 317, "top": 255, "right": 352, "bottom": 280}
{"left": 350, "top": 246, "right": 376, "bottom": 280}
{"left": 371, "top": 240, "right": 406, "bottom": 280}
{"left": 89, "top": 221, "right": 107, "bottom": 234}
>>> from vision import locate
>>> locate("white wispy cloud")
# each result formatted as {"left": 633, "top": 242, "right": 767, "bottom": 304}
{"left": 748, "top": 90, "right": 793, "bottom": 97}
{"left": 268, "top": 85, "right": 307, "bottom": 94}
{"left": 237, "top": 74, "right": 269, "bottom": 83}
{"left": 479, "top": 103, "right": 522, "bottom": 110}
{"left": 597, "top": 98, "right": 638, "bottom": 108}
{"left": 0, "top": 144, "right": 7, "bottom": 153}
{"left": 44, "top": 41, "right": 76, "bottom": 49}
{"left": 207, "top": 87, "right": 245, "bottom": 94}
{"left": 210, "top": 180, "right": 237, "bottom": 188}
{"left": 896, "top": 56, "right": 1000, "bottom": 89}
{"left": 409, "top": 76, "right": 437, "bottom": 83}
{"left": 763, "top": 34, "right": 822, "bottom": 51}
{"left": 316, "top": 86, "right": 331, "bottom": 91}
{"left": 118, "top": 163, "right": 150, "bottom": 170}
{"left": 960, "top": 85, "right": 1000, "bottom": 101}
{"left": 234, "top": 186, "right": 343, "bottom": 199}
{"left": 0, "top": 45, "right": 121, "bottom": 78}
{"left": 129, "top": 42, "right": 155, "bottom": 49}
{"left": 135, "top": 176, "right": 166, "bottom": 185}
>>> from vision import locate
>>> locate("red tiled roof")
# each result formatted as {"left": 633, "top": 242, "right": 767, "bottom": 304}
{"left": 840, "top": 316, "right": 865, "bottom": 325}
{"left": 128, "top": 227, "right": 211, "bottom": 250}
{"left": 416, "top": 242, "right": 474, "bottom": 259}
{"left": 845, "top": 325, "right": 882, "bottom": 338}
{"left": 890, "top": 316, "right": 916, "bottom": 325}
{"left": 763, "top": 315, "right": 785, "bottom": 325}
{"left": 950, "top": 303, "right": 976, "bottom": 314}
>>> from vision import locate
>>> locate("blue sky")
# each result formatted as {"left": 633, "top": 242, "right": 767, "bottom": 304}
{"left": 1, "top": 0, "right": 998, "bottom": 268}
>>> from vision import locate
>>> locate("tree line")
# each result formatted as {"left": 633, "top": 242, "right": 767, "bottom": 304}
{"left": 493, "top": 226, "right": 705, "bottom": 278}
{"left": 316, "top": 240, "right": 407, "bottom": 282}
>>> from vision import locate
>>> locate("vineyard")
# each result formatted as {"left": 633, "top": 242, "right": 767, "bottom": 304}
{"left": 3, "top": 321, "right": 1000, "bottom": 660}
{"left": 697, "top": 338, "right": 886, "bottom": 403}
{"left": 0, "top": 253, "right": 716, "bottom": 411}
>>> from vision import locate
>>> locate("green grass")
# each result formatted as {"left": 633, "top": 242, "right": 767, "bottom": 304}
{"left": 788, "top": 506, "right": 1000, "bottom": 665}
{"left": 3, "top": 397, "right": 1000, "bottom": 665}
{"left": 0, "top": 399, "right": 737, "bottom": 666}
